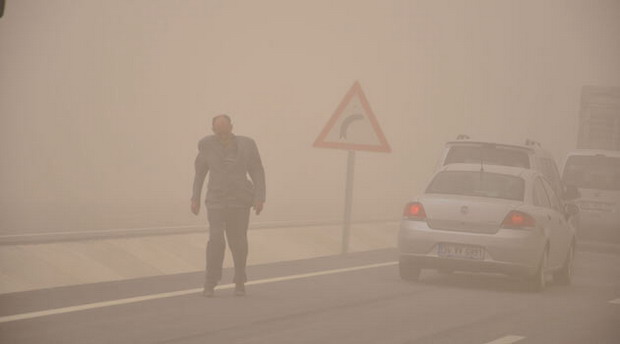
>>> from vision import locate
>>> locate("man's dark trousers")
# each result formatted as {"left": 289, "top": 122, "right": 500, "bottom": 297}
{"left": 205, "top": 206, "right": 251, "bottom": 287}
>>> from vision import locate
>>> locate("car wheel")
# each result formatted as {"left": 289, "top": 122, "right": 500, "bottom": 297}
{"left": 553, "top": 242, "right": 575, "bottom": 286}
{"left": 399, "top": 256, "right": 421, "bottom": 281}
{"left": 527, "top": 249, "right": 548, "bottom": 292}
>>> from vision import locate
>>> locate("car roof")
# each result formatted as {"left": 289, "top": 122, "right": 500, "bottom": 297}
{"left": 565, "top": 149, "right": 620, "bottom": 159}
{"left": 445, "top": 140, "right": 535, "bottom": 152}
{"left": 439, "top": 163, "right": 537, "bottom": 179}
{"left": 444, "top": 140, "right": 556, "bottom": 158}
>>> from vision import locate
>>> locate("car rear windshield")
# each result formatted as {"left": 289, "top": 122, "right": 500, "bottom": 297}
{"left": 444, "top": 145, "right": 530, "bottom": 168}
{"left": 426, "top": 171, "right": 525, "bottom": 201}
{"left": 562, "top": 155, "right": 620, "bottom": 190}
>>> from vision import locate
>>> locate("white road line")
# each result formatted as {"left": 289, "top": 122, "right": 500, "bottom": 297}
{"left": 610, "top": 298, "right": 620, "bottom": 304}
{"left": 483, "top": 335, "right": 526, "bottom": 344}
{"left": 0, "top": 261, "right": 397, "bottom": 324}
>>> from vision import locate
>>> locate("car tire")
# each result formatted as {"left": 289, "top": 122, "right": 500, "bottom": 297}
{"left": 527, "top": 248, "right": 548, "bottom": 292}
{"left": 399, "top": 256, "right": 421, "bottom": 281}
{"left": 553, "top": 242, "right": 575, "bottom": 286}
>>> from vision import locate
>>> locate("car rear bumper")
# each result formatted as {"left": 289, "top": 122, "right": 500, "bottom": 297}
{"left": 399, "top": 255, "right": 536, "bottom": 276}
{"left": 398, "top": 220, "right": 546, "bottom": 277}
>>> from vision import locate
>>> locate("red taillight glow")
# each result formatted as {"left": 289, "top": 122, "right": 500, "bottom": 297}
{"left": 501, "top": 210, "right": 536, "bottom": 228}
{"left": 404, "top": 202, "right": 427, "bottom": 220}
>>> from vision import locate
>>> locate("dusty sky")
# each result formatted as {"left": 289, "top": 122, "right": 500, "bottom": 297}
{"left": 1, "top": 0, "right": 619, "bottom": 233}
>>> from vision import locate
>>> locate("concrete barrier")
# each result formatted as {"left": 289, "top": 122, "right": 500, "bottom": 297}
{"left": 0, "top": 222, "right": 399, "bottom": 294}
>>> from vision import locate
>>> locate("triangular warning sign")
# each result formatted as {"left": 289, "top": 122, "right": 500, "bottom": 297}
{"left": 313, "top": 81, "right": 391, "bottom": 153}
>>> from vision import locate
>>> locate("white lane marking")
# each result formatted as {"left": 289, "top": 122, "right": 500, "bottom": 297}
{"left": 483, "top": 335, "right": 526, "bottom": 344}
{"left": 0, "top": 261, "right": 397, "bottom": 324}
{"left": 610, "top": 298, "right": 620, "bottom": 304}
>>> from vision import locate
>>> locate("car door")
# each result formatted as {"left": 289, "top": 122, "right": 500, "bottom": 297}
{"left": 541, "top": 178, "right": 571, "bottom": 269}
{"left": 531, "top": 177, "right": 554, "bottom": 240}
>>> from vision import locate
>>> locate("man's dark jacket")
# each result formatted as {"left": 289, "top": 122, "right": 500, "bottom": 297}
{"left": 192, "top": 135, "right": 265, "bottom": 209}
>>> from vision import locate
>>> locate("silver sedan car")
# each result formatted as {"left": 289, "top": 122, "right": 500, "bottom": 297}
{"left": 398, "top": 163, "right": 577, "bottom": 291}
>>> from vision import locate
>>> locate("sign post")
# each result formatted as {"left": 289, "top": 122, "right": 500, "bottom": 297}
{"left": 313, "top": 81, "right": 391, "bottom": 254}
{"left": 341, "top": 150, "right": 356, "bottom": 254}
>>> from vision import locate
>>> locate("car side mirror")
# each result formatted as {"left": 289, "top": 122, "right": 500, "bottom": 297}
{"left": 563, "top": 185, "right": 580, "bottom": 200}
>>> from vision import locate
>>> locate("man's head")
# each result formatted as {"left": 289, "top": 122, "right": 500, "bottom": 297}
{"left": 212, "top": 114, "right": 233, "bottom": 138}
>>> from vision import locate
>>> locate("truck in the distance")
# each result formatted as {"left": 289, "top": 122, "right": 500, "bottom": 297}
{"left": 561, "top": 86, "right": 620, "bottom": 241}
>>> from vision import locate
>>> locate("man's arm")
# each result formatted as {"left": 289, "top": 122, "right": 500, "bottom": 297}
{"left": 191, "top": 141, "right": 209, "bottom": 215}
{"left": 247, "top": 139, "right": 265, "bottom": 215}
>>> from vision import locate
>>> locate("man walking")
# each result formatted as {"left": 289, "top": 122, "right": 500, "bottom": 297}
{"left": 191, "top": 114, "right": 265, "bottom": 297}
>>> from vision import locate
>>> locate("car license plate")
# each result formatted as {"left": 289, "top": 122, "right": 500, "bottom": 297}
{"left": 438, "top": 243, "right": 485, "bottom": 260}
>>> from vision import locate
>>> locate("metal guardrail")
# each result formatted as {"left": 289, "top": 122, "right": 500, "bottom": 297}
{"left": 0, "top": 219, "right": 400, "bottom": 245}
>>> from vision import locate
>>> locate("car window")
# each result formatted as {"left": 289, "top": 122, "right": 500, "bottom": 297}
{"left": 426, "top": 171, "right": 525, "bottom": 201}
{"left": 541, "top": 178, "right": 561, "bottom": 211}
{"left": 533, "top": 178, "right": 551, "bottom": 208}
{"left": 537, "top": 157, "right": 564, "bottom": 196}
{"left": 562, "top": 155, "right": 620, "bottom": 190}
{"left": 444, "top": 145, "right": 530, "bottom": 168}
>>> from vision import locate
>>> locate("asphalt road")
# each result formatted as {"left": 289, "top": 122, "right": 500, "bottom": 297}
{"left": 0, "top": 247, "right": 619, "bottom": 344}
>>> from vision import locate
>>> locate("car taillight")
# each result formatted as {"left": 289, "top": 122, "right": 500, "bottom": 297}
{"left": 501, "top": 210, "right": 536, "bottom": 229}
{"left": 403, "top": 202, "right": 427, "bottom": 220}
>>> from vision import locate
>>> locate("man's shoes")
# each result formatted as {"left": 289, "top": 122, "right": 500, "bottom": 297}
{"left": 234, "top": 283, "right": 246, "bottom": 296}
{"left": 203, "top": 286, "right": 215, "bottom": 297}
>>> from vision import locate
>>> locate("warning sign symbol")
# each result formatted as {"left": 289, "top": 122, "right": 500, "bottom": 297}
{"left": 313, "top": 81, "right": 391, "bottom": 153}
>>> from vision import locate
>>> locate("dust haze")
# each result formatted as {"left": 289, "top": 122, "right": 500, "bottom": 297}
{"left": 1, "top": 0, "right": 619, "bottom": 235}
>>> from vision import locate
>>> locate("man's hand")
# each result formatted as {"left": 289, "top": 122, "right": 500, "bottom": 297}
{"left": 191, "top": 200, "right": 200, "bottom": 215}
{"left": 253, "top": 201, "right": 264, "bottom": 215}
